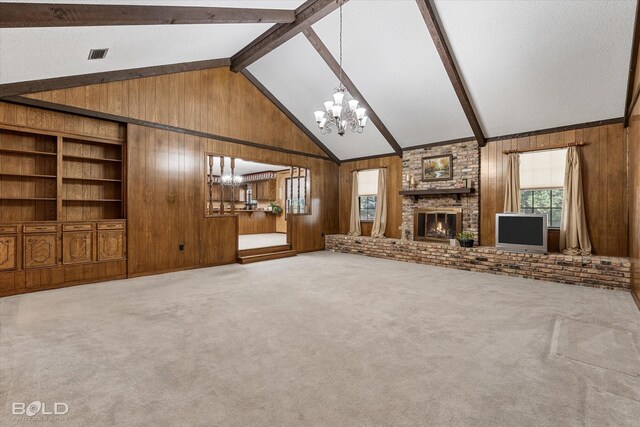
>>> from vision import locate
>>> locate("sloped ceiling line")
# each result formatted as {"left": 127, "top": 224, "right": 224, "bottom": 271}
{"left": 0, "top": 3, "right": 295, "bottom": 27}
{"left": 303, "top": 27, "right": 403, "bottom": 157}
{"left": 0, "top": 58, "right": 231, "bottom": 98}
{"left": 415, "top": 0, "right": 486, "bottom": 147}
{"left": 624, "top": 0, "right": 640, "bottom": 127}
{"left": 241, "top": 69, "right": 341, "bottom": 164}
{"left": 231, "top": 0, "right": 347, "bottom": 72}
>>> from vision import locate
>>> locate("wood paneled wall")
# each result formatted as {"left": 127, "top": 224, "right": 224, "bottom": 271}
{"left": 25, "top": 67, "right": 328, "bottom": 159}
{"left": 338, "top": 156, "right": 402, "bottom": 239}
{"left": 127, "top": 123, "right": 338, "bottom": 276}
{"left": 480, "top": 123, "right": 628, "bottom": 257}
{"left": 13, "top": 66, "right": 339, "bottom": 277}
{"left": 0, "top": 101, "right": 124, "bottom": 141}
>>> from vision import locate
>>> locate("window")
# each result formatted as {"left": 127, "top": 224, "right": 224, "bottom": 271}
{"left": 520, "top": 189, "right": 563, "bottom": 228}
{"left": 357, "top": 169, "right": 378, "bottom": 221}
{"left": 359, "top": 195, "right": 376, "bottom": 221}
{"left": 519, "top": 149, "right": 566, "bottom": 228}
{"left": 285, "top": 168, "right": 311, "bottom": 215}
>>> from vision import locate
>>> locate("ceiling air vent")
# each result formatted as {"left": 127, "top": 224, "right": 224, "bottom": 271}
{"left": 88, "top": 48, "right": 109, "bottom": 60}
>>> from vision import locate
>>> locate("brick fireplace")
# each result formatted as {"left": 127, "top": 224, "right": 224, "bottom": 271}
{"left": 402, "top": 141, "right": 480, "bottom": 242}
{"left": 414, "top": 208, "right": 462, "bottom": 242}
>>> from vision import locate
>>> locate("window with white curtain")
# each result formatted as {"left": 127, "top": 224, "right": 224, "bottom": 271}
{"left": 358, "top": 169, "right": 379, "bottom": 221}
{"left": 519, "top": 149, "right": 566, "bottom": 228}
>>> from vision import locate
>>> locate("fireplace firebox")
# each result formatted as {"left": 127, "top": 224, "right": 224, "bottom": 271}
{"left": 414, "top": 208, "right": 462, "bottom": 242}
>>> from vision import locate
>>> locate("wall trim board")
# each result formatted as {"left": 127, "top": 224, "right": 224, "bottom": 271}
{"left": 340, "top": 153, "right": 398, "bottom": 163}
{"left": 0, "top": 58, "right": 231, "bottom": 97}
{"left": 2, "top": 95, "right": 333, "bottom": 161}
{"left": 628, "top": 85, "right": 640, "bottom": 124}
{"left": 485, "top": 118, "right": 624, "bottom": 143}
{"left": 240, "top": 69, "right": 340, "bottom": 164}
{"left": 624, "top": 0, "right": 640, "bottom": 127}
{"left": 402, "top": 136, "right": 477, "bottom": 151}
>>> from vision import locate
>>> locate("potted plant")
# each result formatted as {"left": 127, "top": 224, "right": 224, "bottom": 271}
{"left": 269, "top": 202, "right": 283, "bottom": 216}
{"left": 457, "top": 231, "right": 475, "bottom": 248}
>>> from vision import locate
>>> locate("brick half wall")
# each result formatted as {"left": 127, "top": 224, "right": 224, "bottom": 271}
{"left": 325, "top": 235, "right": 631, "bottom": 291}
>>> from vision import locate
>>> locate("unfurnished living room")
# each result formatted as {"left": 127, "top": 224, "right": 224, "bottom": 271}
{"left": 0, "top": 0, "right": 639, "bottom": 426}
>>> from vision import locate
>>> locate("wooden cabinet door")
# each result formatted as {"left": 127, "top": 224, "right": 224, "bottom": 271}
{"left": 0, "top": 235, "right": 17, "bottom": 271}
{"left": 98, "top": 230, "right": 125, "bottom": 261}
{"left": 63, "top": 231, "right": 94, "bottom": 264}
{"left": 24, "top": 234, "right": 58, "bottom": 268}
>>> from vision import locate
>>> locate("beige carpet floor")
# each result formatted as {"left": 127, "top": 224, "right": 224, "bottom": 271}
{"left": 1, "top": 251, "right": 639, "bottom": 426}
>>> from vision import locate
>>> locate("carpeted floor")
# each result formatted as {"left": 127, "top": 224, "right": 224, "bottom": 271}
{"left": 1, "top": 252, "right": 639, "bottom": 426}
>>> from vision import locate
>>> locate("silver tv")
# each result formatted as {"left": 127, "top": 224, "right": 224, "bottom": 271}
{"left": 495, "top": 213, "right": 547, "bottom": 253}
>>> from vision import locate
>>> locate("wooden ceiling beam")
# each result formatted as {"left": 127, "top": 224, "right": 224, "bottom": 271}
{"left": 415, "top": 0, "right": 486, "bottom": 147}
{"left": 230, "top": 0, "right": 345, "bottom": 72}
{"left": 624, "top": 0, "right": 640, "bottom": 127}
{"left": 0, "top": 3, "right": 294, "bottom": 27}
{"left": 303, "top": 28, "right": 403, "bottom": 158}
{"left": 241, "top": 69, "right": 341, "bottom": 164}
{"left": 0, "top": 58, "right": 231, "bottom": 97}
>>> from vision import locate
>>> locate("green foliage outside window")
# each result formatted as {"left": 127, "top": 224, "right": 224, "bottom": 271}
{"left": 359, "top": 195, "right": 376, "bottom": 221}
{"left": 520, "top": 188, "right": 563, "bottom": 228}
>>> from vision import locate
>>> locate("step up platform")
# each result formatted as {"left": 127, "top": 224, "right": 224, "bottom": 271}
{"left": 237, "top": 245, "right": 296, "bottom": 264}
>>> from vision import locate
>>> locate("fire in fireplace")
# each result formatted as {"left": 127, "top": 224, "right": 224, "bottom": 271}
{"left": 414, "top": 208, "right": 462, "bottom": 242}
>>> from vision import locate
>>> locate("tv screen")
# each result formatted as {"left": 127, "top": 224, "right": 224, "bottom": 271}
{"left": 498, "top": 216, "right": 544, "bottom": 245}
{"left": 496, "top": 214, "right": 547, "bottom": 253}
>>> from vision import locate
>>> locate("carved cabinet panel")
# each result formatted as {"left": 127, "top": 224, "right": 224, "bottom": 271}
{"left": 0, "top": 235, "right": 17, "bottom": 271}
{"left": 98, "top": 230, "right": 125, "bottom": 261}
{"left": 63, "top": 231, "right": 94, "bottom": 264}
{"left": 24, "top": 234, "right": 58, "bottom": 269}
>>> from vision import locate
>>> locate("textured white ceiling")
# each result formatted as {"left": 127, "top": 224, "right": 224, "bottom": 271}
{"left": 312, "top": 0, "right": 472, "bottom": 148}
{"left": 0, "top": 0, "right": 636, "bottom": 159}
{"left": 248, "top": 34, "right": 395, "bottom": 160}
{"left": 0, "top": 0, "right": 306, "bottom": 84}
{"left": 434, "top": 0, "right": 635, "bottom": 137}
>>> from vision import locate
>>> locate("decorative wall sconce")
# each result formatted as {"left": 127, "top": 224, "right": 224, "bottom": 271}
{"left": 405, "top": 173, "right": 417, "bottom": 189}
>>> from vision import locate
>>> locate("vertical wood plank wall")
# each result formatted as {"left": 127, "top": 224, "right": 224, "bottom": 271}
{"left": 25, "top": 67, "right": 328, "bottom": 159}
{"left": 17, "top": 67, "right": 340, "bottom": 277}
{"left": 480, "top": 123, "right": 628, "bottom": 257}
{"left": 126, "top": 124, "right": 338, "bottom": 276}
{"left": 338, "top": 156, "right": 402, "bottom": 239}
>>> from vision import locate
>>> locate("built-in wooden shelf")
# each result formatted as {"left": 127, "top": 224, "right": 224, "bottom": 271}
{"left": 0, "top": 196, "right": 56, "bottom": 201}
{"left": 63, "top": 154, "right": 122, "bottom": 163}
{"left": 63, "top": 177, "right": 122, "bottom": 183}
{"left": 63, "top": 198, "right": 122, "bottom": 202}
{"left": 0, "top": 147, "right": 56, "bottom": 156}
{"left": 399, "top": 188, "right": 475, "bottom": 201}
{"left": 0, "top": 172, "right": 56, "bottom": 179}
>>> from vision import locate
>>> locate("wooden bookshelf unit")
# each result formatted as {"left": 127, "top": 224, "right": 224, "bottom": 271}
{"left": 0, "top": 125, "right": 127, "bottom": 296}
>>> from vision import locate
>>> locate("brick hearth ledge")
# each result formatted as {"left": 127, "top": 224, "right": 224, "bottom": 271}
{"left": 325, "top": 235, "right": 631, "bottom": 291}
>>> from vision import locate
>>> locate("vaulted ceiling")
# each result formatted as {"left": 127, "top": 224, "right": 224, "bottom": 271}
{"left": 0, "top": 0, "right": 636, "bottom": 161}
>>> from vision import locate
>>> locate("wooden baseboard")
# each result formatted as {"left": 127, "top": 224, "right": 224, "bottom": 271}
{"left": 0, "top": 274, "right": 127, "bottom": 297}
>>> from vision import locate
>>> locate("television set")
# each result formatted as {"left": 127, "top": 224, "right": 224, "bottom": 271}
{"left": 495, "top": 213, "right": 547, "bottom": 253}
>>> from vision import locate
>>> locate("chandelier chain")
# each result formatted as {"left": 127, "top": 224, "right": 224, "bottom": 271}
{"left": 338, "top": 0, "right": 343, "bottom": 89}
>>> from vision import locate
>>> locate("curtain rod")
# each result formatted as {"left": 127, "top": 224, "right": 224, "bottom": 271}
{"left": 350, "top": 166, "right": 388, "bottom": 172}
{"left": 503, "top": 141, "right": 585, "bottom": 155}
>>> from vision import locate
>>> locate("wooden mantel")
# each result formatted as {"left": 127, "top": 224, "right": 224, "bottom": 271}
{"left": 399, "top": 188, "right": 475, "bottom": 201}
